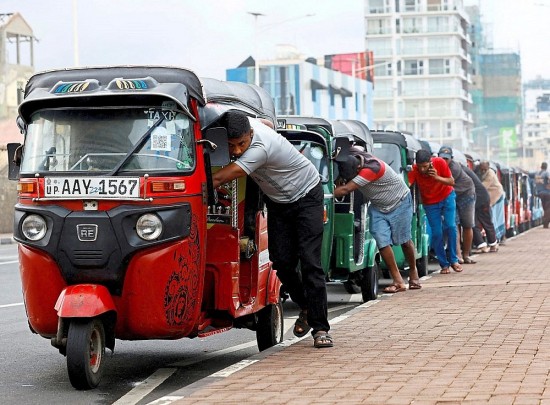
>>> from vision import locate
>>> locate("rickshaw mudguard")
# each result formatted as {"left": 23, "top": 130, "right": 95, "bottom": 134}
{"left": 55, "top": 284, "right": 116, "bottom": 318}
{"left": 266, "top": 267, "right": 282, "bottom": 305}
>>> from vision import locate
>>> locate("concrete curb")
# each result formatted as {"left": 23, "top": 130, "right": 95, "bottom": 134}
{"left": 0, "top": 236, "right": 15, "bottom": 245}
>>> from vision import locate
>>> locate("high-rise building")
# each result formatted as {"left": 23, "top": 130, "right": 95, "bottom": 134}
{"left": 0, "top": 12, "right": 35, "bottom": 120}
{"left": 466, "top": 6, "right": 523, "bottom": 165}
{"left": 523, "top": 78, "right": 550, "bottom": 166}
{"left": 364, "top": 0, "right": 473, "bottom": 149}
{"left": 226, "top": 45, "right": 375, "bottom": 126}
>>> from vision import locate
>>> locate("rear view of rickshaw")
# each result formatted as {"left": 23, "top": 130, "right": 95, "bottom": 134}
{"left": 7, "top": 66, "right": 283, "bottom": 389}
{"left": 277, "top": 116, "right": 379, "bottom": 302}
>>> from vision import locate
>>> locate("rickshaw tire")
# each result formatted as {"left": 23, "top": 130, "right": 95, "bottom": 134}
{"left": 361, "top": 263, "right": 379, "bottom": 302}
{"left": 66, "top": 319, "right": 106, "bottom": 390}
{"left": 416, "top": 254, "right": 429, "bottom": 278}
{"left": 256, "top": 300, "right": 284, "bottom": 352}
{"left": 343, "top": 279, "right": 361, "bottom": 295}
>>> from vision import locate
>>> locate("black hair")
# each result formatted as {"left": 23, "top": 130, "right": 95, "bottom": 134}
{"left": 223, "top": 110, "right": 251, "bottom": 139}
{"left": 542, "top": 162, "right": 548, "bottom": 170}
{"left": 416, "top": 149, "right": 432, "bottom": 164}
{"left": 337, "top": 155, "right": 361, "bottom": 181}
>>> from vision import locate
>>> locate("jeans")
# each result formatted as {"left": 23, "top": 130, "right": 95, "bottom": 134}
{"left": 424, "top": 190, "right": 458, "bottom": 268}
{"left": 265, "top": 182, "right": 330, "bottom": 334}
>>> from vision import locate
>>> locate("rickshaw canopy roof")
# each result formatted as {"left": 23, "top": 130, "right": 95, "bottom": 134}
{"left": 277, "top": 115, "right": 333, "bottom": 136}
{"left": 199, "top": 77, "right": 277, "bottom": 129}
{"left": 330, "top": 120, "right": 373, "bottom": 153}
{"left": 418, "top": 139, "right": 442, "bottom": 156}
{"left": 452, "top": 148, "right": 468, "bottom": 166}
{"left": 276, "top": 115, "right": 332, "bottom": 150}
{"left": 19, "top": 66, "right": 206, "bottom": 123}
{"left": 371, "top": 130, "right": 423, "bottom": 153}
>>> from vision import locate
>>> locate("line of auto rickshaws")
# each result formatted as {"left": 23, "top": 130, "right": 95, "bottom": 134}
{"left": 275, "top": 116, "right": 544, "bottom": 302}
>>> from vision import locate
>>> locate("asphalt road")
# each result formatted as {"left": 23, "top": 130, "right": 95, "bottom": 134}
{"left": 0, "top": 242, "right": 409, "bottom": 405}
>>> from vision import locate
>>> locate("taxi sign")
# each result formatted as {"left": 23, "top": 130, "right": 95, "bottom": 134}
{"left": 44, "top": 177, "right": 140, "bottom": 199}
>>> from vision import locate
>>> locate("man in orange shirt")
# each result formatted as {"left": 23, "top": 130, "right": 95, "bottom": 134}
{"left": 408, "top": 149, "right": 463, "bottom": 274}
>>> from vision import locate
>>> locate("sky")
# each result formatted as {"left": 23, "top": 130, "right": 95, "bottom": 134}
{"left": 2, "top": 0, "right": 550, "bottom": 82}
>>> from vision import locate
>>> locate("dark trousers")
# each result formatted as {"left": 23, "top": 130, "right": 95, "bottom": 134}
{"left": 541, "top": 193, "right": 550, "bottom": 228}
{"left": 473, "top": 201, "right": 497, "bottom": 246}
{"left": 265, "top": 182, "right": 330, "bottom": 334}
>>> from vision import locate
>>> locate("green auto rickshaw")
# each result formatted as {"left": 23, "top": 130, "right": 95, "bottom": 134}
{"left": 277, "top": 116, "right": 379, "bottom": 302}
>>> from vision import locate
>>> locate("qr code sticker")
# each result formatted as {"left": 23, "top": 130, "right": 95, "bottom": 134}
{"left": 151, "top": 128, "right": 171, "bottom": 151}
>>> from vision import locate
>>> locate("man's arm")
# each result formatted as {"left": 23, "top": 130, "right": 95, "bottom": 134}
{"left": 212, "top": 162, "right": 248, "bottom": 188}
{"left": 334, "top": 181, "right": 360, "bottom": 198}
{"left": 427, "top": 166, "right": 455, "bottom": 186}
{"left": 434, "top": 173, "right": 455, "bottom": 186}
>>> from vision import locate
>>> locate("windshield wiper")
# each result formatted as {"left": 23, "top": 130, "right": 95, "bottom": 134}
{"left": 108, "top": 116, "right": 166, "bottom": 176}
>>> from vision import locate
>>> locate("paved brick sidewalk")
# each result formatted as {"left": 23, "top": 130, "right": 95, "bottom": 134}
{"left": 169, "top": 227, "right": 550, "bottom": 405}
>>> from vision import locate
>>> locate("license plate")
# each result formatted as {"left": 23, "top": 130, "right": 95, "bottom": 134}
{"left": 44, "top": 177, "right": 140, "bottom": 199}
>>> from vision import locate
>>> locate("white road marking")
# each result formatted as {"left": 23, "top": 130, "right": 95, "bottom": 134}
{"left": 147, "top": 396, "right": 183, "bottom": 405}
{"left": 112, "top": 368, "right": 177, "bottom": 405}
{"left": 168, "top": 340, "right": 258, "bottom": 368}
{"left": 0, "top": 302, "right": 23, "bottom": 309}
{"left": 210, "top": 359, "right": 259, "bottom": 377}
{"left": 0, "top": 260, "right": 19, "bottom": 265}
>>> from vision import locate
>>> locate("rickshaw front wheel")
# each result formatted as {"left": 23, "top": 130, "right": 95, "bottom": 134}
{"left": 66, "top": 318, "right": 106, "bottom": 390}
{"left": 256, "top": 300, "right": 284, "bottom": 352}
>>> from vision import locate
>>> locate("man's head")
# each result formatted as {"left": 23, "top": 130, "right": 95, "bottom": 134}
{"left": 479, "top": 160, "right": 490, "bottom": 174}
{"left": 438, "top": 146, "right": 453, "bottom": 163}
{"left": 542, "top": 162, "right": 548, "bottom": 170}
{"left": 337, "top": 155, "right": 361, "bottom": 181}
{"left": 223, "top": 110, "right": 254, "bottom": 158}
{"left": 415, "top": 149, "right": 433, "bottom": 175}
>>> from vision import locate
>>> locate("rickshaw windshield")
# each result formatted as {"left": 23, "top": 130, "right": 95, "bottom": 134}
{"left": 373, "top": 142, "right": 401, "bottom": 174}
{"left": 20, "top": 107, "right": 195, "bottom": 174}
{"left": 289, "top": 140, "right": 329, "bottom": 183}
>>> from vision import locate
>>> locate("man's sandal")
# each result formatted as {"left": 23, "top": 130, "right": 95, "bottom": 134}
{"left": 313, "top": 331, "right": 334, "bottom": 348}
{"left": 293, "top": 310, "right": 311, "bottom": 338}
{"left": 440, "top": 267, "right": 451, "bottom": 274}
{"left": 382, "top": 284, "right": 406, "bottom": 293}
{"left": 409, "top": 279, "right": 422, "bottom": 290}
{"left": 451, "top": 262, "right": 463, "bottom": 272}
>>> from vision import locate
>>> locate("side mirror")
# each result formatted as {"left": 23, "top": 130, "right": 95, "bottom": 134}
{"left": 16, "top": 116, "right": 27, "bottom": 134}
{"left": 332, "top": 137, "right": 350, "bottom": 162}
{"left": 202, "top": 127, "right": 230, "bottom": 167}
{"left": 7, "top": 143, "right": 22, "bottom": 180}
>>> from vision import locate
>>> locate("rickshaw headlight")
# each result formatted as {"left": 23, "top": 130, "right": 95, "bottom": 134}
{"left": 136, "top": 213, "right": 163, "bottom": 241}
{"left": 21, "top": 214, "right": 47, "bottom": 241}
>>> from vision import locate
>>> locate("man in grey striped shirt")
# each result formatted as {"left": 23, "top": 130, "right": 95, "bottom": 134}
{"left": 335, "top": 147, "right": 421, "bottom": 292}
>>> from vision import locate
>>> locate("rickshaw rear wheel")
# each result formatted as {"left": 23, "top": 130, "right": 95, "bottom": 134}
{"left": 361, "top": 263, "right": 379, "bottom": 302}
{"left": 66, "top": 318, "right": 106, "bottom": 390}
{"left": 416, "top": 253, "right": 429, "bottom": 278}
{"left": 256, "top": 300, "right": 284, "bottom": 352}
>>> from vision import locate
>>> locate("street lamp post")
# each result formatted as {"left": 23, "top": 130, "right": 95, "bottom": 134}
{"left": 247, "top": 12, "right": 314, "bottom": 87}
{"left": 247, "top": 12, "right": 265, "bottom": 87}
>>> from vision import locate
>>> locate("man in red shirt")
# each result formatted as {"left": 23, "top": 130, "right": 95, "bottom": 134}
{"left": 408, "top": 149, "right": 463, "bottom": 273}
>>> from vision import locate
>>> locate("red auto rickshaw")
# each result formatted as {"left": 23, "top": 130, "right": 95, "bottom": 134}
{"left": 7, "top": 66, "right": 283, "bottom": 390}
